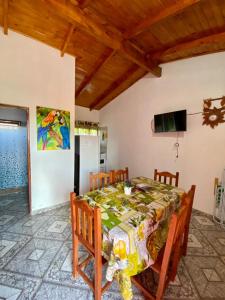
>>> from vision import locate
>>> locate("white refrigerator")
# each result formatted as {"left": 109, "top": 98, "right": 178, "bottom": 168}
{"left": 75, "top": 135, "right": 99, "bottom": 195}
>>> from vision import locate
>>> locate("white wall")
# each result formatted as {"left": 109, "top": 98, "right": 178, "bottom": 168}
{"left": 75, "top": 105, "right": 99, "bottom": 122}
{"left": 100, "top": 52, "right": 225, "bottom": 215}
{"left": 0, "top": 31, "right": 75, "bottom": 213}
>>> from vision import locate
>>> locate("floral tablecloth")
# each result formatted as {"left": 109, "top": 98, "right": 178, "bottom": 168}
{"left": 82, "top": 176, "right": 184, "bottom": 300}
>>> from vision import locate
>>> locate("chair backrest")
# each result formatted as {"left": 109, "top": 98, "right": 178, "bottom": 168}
{"left": 154, "top": 169, "right": 179, "bottom": 187}
{"left": 181, "top": 185, "right": 196, "bottom": 256}
{"left": 157, "top": 200, "right": 188, "bottom": 297}
{"left": 182, "top": 185, "right": 196, "bottom": 217}
{"left": 89, "top": 172, "right": 112, "bottom": 191}
{"left": 111, "top": 167, "right": 129, "bottom": 184}
{"left": 70, "top": 192, "right": 102, "bottom": 256}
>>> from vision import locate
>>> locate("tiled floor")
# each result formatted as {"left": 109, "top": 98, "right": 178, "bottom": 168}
{"left": 0, "top": 190, "right": 225, "bottom": 299}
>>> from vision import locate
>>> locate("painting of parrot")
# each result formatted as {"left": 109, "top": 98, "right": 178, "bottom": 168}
{"left": 36, "top": 106, "right": 70, "bottom": 150}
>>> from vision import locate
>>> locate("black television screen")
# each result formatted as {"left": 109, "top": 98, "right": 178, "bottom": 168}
{"left": 154, "top": 110, "right": 187, "bottom": 132}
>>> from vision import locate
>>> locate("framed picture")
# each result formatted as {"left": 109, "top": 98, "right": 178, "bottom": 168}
{"left": 36, "top": 106, "right": 70, "bottom": 150}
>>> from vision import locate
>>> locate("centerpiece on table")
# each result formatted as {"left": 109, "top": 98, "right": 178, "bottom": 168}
{"left": 124, "top": 180, "right": 132, "bottom": 195}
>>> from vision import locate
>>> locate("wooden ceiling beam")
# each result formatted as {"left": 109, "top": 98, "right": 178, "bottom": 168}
{"left": 70, "top": 0, "right": 91, "bottom": 9}
{"left": 3, "top": 0, "right": 9, "bottom": 35}
{"left": 96, "top": 69, "right": 148, "bottom": 110}
{"left": 61, "top": 24, "right": 75, "bottom": 57}
{"left": 43, "top": 0, "right": 161, "bottom": 77}
{"left": 89, "top": 65, "right": 139, "bottom": 110}
{"left": 125, "top": 0, "right": 200, "bottom": 39}
{"left": 153, "top": 31, "right": 225, "bottom": 61}
{"left": 61, "top": 0, "right": 88, "bottom": 58}
{"left": 121, "top": 41, "right": 161, "bottom": 76}
{"left": 76, "top": 48, "right": 115, "bottom": 98}
{"left": 79, "top": 0, "right": 91, "bottom": 9}
{"left": 70, "top": 0, "right": 79, "bottom": 5}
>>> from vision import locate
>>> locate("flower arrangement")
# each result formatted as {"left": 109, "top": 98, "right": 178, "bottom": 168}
{"left": 124, "top": 180, "right": 132, "bottom": 195}
{"left": 124, "top": 180, "right": 132, "bottom": 187}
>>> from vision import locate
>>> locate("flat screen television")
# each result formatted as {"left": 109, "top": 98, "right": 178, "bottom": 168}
{"left": 154, "top": 109, "right": 187, "bottom": 133}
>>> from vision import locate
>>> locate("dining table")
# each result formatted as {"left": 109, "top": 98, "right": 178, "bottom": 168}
{"left": 82, "top": 176, "right": 185, "bottom": 300}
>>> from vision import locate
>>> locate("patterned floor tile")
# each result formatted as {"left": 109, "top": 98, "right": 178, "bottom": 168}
{"left": 0, "top": 198, "right": 15, "bottom": 209}
{"left": 55, "top": 204, "right": 70, "bottom": 217}
{"left": 0, "top": 240, "right": 16, "bottom": 258}
{"left": 218, "top": 238, "right": 225, "bottom": 245}
{"left": 0, "top": 191, "right": 29, "bottom": 214}
{"left": 7, "top": 214, "right": 49, "bottom": 235}
{"left": 188, "top": 233, "right": 203, "bottom": 248}
{"left": 34, "top": 216, "right": 70, "bottom": 241}
{"left": 33, "top": 282, "right": 92, "bottom": 300}
{"left": 44, "top": 243, "right": 144, "bottom": 300}
{"left": 202, "top": 268, "right": 222, "bottom": 282}
{"left": 44, "top": 241, "right": 93, "bottom": 289}
{"left": 191, "top": 210, "right": 224, "bottom": 232}
{"left": 0, "top": 211, "right": 26, "bottom": 233}
{"left": 4, "top": 238, "right": 62, "bottom": 277}
{"left": 0, "top": 270, "right": 41, "bottom": 299}
{"left": 201, "top": 230, "right": 225, "bottom": 256}
{"left": 136, "top": 260, "right": 199, "bottom": 300}
{"left": 107, "top": 280, "right": 147, "bottom": 300}
{"left": 67, "top": 232, "right": 72, "bottom": 241}
{"left": 0, "top": 214, "right": 14, "bottom": 225}
{"left": 2, "top": 191, "right": 225, "bottom": 300}
{"left": 7, "top": 196, "right": 29, "bottom": 212}
{"left": 186, "top": 228, "right": 217, "bottom": 256}
{"left": 184, "top": 256, "right": 225, "bottom": 299}
{"left": 39, "top": 204, "right": 70, "bottom": 218}
{"left": 102, "top": 287, "right": 144, "bottom": 300}
{"left": 194, "top": 216, "right": 214, "bottom": 226}
{"left": 0, "top": 232, "right": 31, "bottom": 268}
{"left": 8, "top": 201, "right": 29, "bottom": 213}
{"left": 47, "top": 220, "right": 68, "bottom": 233}
{"left": 0, "top": 284, "right": 22, "bottom": 299}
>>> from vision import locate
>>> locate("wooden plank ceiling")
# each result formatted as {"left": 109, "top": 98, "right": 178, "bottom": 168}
{"left": 1, "top": 0, "right": 225, "bottom": 110}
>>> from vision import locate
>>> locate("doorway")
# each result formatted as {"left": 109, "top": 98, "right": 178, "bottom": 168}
{"left": 0, "top": 104, "right": 31, "bottom": 215}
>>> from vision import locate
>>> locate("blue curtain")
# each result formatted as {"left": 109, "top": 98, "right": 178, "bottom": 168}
{"left": 0, "top": 126, "right": 28, "bottom": 189}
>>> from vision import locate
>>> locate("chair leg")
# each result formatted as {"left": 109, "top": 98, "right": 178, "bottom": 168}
{"left": 182, "top": 241, "right": 187, "bottom": 256}
{"left": 156, "top": 268, "right": 167, "bottom": 300}
{"left": 170, "top": 241, "right": 182, "bottom": 282}
{"left": 72, "top": 235, "right": 79, "bottom": 278}
{"left": 152, "top": 270, "right": 156, "bottom": 286}
{"left": 182, "top": 229, "right": 188, "bottom": 256}
{"left": 94, "top": 253, "right": 102, "bottom": 300}
{"left": 156, "top": 282, "right": 166, "bottom": 300}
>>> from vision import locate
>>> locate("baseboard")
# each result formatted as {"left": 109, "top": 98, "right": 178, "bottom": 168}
{"left": 192, "top": 207, "right": 213, "bottom": 217}
{"left": 31, "top": 200, "right": 70, "bottom": 215}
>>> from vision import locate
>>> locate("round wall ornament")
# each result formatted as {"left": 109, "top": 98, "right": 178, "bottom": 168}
{"left": 202, "top": 97, "right": 225, "bottom": 129}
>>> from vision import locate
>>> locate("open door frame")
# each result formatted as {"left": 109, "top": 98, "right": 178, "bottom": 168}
{"left": 0, "top": 103, "right": 32, "bottom": 214}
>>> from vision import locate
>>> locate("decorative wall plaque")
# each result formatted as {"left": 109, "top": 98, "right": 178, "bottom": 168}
{"left": 37, "top": 106, "right": 70, "bottom": 150}
{"left": 202, "top": 97, "right": 225, "bottom": 129}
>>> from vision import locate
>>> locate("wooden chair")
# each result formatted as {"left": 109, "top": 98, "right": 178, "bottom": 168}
{"left": 132, "top": 196, "right": 189, "bottom": 300}
{"left": 70, "top": 192, "right": 112, "bottom": 300}
{"left": 182, "top": 185, "right": 196, "bottom": 256}
{"left": 89, "top": 172, "right": 112, "bottom": 191}
{"left": 111, "top": 167, "right": 129, "bottom": 184}
{"left": 154, "top": 169, "right": 179, "bottom": 187}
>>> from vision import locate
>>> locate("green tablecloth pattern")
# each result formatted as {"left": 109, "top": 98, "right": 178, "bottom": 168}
{"left": 82, "top": 177, "right": 184, "bottom": 300}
